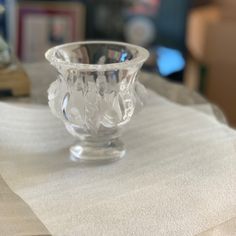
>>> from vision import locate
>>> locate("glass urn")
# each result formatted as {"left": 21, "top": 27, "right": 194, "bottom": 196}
{"left": 45, "top": 41, "right": 149, "bottom": 162}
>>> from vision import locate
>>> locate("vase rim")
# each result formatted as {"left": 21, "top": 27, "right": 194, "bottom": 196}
{"left": 45, "top": 41, "right": 149, "bottom": 71}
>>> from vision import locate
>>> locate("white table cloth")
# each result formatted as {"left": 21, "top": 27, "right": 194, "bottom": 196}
{"left": 0, "top": 64, "right": 235, "bottom": 235}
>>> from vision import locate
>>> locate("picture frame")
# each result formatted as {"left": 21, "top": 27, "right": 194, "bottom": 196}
{"left": 16, "top": 1, "right": 85, "bottom": 62}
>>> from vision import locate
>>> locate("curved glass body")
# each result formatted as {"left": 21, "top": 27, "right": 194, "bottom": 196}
{"left": 45, "top": 41, "right": 149, "bottom": 162}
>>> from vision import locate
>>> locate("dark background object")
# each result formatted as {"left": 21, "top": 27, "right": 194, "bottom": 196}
{"left": 192, "top": 0, "right": 214, "bottom": 8}
{"left": 0, "top": 0, "right": 7, "bottom": 40}
{"left": 86, "top": 0, "right": 192, "bottom": 82}
{"left": 86, "top": 0, "right": 126, "bottom": 40}
{"left": 156, "top": 0, "right": 192, "bottom": 52}
{"left": 155, "top": 0, "right": 192, "bottom": 81}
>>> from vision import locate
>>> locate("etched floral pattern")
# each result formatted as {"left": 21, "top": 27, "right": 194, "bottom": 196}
{"left": 48, "top": 67, "right": 144, "bottom": 134}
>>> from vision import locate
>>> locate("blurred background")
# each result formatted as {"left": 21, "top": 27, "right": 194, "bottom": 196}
{"left": 1, "top": 0, "right": 236, "bottom": 126}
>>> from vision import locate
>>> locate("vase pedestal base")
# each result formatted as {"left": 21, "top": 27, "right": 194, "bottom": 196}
{"left": 70, "top": 138, "right": 125, "bottom": 163}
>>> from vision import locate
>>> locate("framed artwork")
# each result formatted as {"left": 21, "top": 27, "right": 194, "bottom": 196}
{"left": 17, "top": 1, "right": 85, "bottom": 62}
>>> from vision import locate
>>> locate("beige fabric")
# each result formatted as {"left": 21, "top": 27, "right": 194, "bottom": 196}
{"left": 197, "top": 217, "right": 236, "bottom": 236}
{"left": 0, "top": 92, "right": 235, "bottom": 235}
{"left": 0, "top": 174, "right": 50, "bottom": 235}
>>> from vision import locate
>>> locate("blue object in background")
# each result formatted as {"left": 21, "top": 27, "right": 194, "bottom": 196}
{"left": 156, "top": 46, "right": 185, "bottom": 77}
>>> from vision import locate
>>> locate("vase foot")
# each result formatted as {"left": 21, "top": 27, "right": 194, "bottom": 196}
{"left": 70, "top": 139, "right": 125, "bottom": 163}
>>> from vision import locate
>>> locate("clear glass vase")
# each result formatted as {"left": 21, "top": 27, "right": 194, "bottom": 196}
{"left": 45, "top": 41, "right": 149, "bottom": 162}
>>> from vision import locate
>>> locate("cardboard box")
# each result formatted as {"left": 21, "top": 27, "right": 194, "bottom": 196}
{"left": 216, "top": 0, "right": 236, "bottom": 9}
{"left": 221, "top": 8, "right": 236, "bottom": 21}
{"left": 214, "top": 0, "right": 236, "bottom": 7}
{"left": 203, "top": 20, "right": 236, "bottom": 127}
{"left": 186, "top": 6, "right": 221, "bottom": 63}
{"left": 205, "top": 63, "right": 236, "bottom": 127}
{"left": 187, "top": 5, "right": 236, "bottom": 63}
{"left": 206, "top": 21, "right": 236, "bottom": 64}
{"left": 215, "top": 0, "right": 236, "bottom": 20}
{"left": 187, "top": 5, "right": 236, "bottom": 126}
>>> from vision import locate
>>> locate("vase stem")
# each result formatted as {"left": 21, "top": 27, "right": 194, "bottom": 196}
{"left": 70, "top": 138, "right": 125, "bottom": 163}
